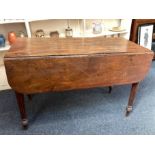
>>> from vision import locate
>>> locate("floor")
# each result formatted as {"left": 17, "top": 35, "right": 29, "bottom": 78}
{"left": 0, "top": 55, "right": 155, "bottom": 134}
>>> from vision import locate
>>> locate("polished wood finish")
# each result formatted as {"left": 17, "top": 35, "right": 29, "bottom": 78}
{"left": 130, "top": 19, "right": 155, "bottom": 59}
{"left": 4, "top": 53, "right": 153, "bottom": 94}
{"left": 4, "top": 37, "right": 153, "bottom": 58}
{"left": 15, "top": 92, "right": 28, "bottom": 128}
{"left": 4, "top": 37, "right": 153, "bottom": 94}
{"left": 4, "top": 37, "right": 153, "bottom": 128}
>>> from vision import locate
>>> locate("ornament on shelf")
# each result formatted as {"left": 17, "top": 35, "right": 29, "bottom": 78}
{"left": 0, "top": 34, "right": 5, "bottom": 47}
{"left": 18, "top": 31, "right": 25, "bottom": 38}
{"left": 65, "top": 19, "right": 73, "bottom": 38}
{"left": 35, "top": 29, "right": 45, "bottom": 38}
{"left": 92, "top": 22, "right": 102, "bottom": 34}
{"left": 49, "top": 31, "right": 59, "bottom": 38}
{"left": 109, "top": 26, "right": 126, "bottom": 32}
{"left": 8, "top": 31, "right": 16, "bottom": 45}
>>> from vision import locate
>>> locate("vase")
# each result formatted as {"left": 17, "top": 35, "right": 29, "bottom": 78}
{"left": 35, "top": 29, "right": 45, "bottom": 38}
{"left": 93, "top": 22, "right": 102, "bottom": 34}
{"left": 18, "top": 31, "right": 25, "bottom": 38}
{"left": 0, "top": 34, "right": 5, "bottom": 47}
{"left": 49, "top": 31, "right": 59, "bottom": 38}
{"left": 8, "top": 32, "right": 16, "bottom": 45}
{"left": 65, "top": 26, "right": 73, "bottom": 38}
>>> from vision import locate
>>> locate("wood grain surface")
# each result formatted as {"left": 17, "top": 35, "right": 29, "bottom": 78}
{"left": 4, "top": 37, "right": 153, "bottom": 94}
{"left": 5, "top": 37, "right": 152, "bottom": 58}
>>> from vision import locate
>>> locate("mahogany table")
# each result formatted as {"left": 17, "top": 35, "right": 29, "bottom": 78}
{"left": 4, "top": 37, "right": 153, "bottom": 128}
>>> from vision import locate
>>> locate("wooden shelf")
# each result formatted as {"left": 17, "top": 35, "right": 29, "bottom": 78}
{"left": 83, "top": 30, "right": 128, "bottom": 38}
{"left": 0, "top": 44, "right": 10, "bottom": 52}
{"left": 32, "top": 30, "right": 128, "bottom": 38}
{"left": 0, "top": 19, "right": 25, "bottom": 24}
{"left": 0, "top": 19, "right": 132, "bottom": 40}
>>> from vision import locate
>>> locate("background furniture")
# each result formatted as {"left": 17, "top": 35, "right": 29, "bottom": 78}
{"left": 0, "top": 19, "right": 132, "bottom": 51}
{"left": 130, "top": 19, "right": 155, "bottom": 59}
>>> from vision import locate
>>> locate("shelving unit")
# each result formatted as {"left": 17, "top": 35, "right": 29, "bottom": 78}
{"left": 0, "top": 19, "right": 30, "bottom": 51}
{"left": 0, "top": 19, "right": 25, "bottom": 24}
{"left": 0, "top": 19, "right": 132, "bottom": 51}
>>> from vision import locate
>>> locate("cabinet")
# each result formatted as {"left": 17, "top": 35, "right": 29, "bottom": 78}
{"left": 0, "top": 19, "right": 31, "bottom": 51}
{"left": 0, "top": 19, "right": 132, "bottom": 51}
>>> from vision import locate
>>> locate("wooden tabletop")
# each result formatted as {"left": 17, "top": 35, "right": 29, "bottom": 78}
{"left": 5, "top": 37, "right": 153, "bottom": 58}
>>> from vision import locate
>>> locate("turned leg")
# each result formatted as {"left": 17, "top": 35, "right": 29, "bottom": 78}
{"left": 15, "top": 92, "right": 28, "bottom": 129}
{"left": 108, "top": 86, "right": 112, "bottom": 93}
{"left": 126, "top": 82, "right": 139, "bottom": 116}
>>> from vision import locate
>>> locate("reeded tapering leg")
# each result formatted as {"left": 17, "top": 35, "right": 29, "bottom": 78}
{"left": 126, "top": 82, "right": 139, "bottom": 116}
{"left": 108, "top": 86, "right": 112, "bottom": 93}
{"left": 15, "top": 92, "right": 28, "bottom": 129}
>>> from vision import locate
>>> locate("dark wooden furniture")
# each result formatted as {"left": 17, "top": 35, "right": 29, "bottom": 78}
{"left": 130, "top": 19, "right": 155, "bottom": 59}
{"left": 4, "top": 37, "right": 153, "bottom": 128}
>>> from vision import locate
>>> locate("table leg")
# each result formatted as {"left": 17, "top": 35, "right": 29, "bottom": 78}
{"left": 15, "top": 92, "right": 28, "bottom": 129}
{"left": 27, "top": 94, "right": 32, "bottom": 101}
{"left": 108, "top": 86, "right": 112, "bottom": 93}
{"left": 126, "top": 82, "right": 139, "bottom": 116}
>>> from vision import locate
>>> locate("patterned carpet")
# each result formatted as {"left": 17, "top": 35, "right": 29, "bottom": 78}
{"left": 0, "top": 62, "right": 155, "bottom": 135}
